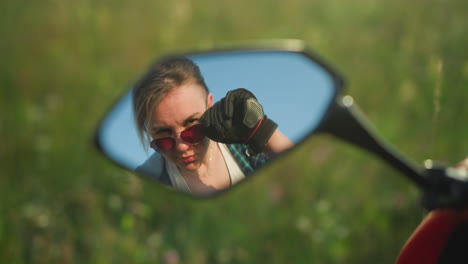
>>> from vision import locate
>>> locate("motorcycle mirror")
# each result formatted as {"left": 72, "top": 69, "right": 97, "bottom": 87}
{"left": 94, "top": 40, "right": 343, "bottom": 197}
{"left": 95, "top": 39, "right": 431, "bottom": 198}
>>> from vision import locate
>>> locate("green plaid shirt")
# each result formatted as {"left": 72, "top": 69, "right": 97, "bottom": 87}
{"left": 226, "top": 144, "right": 270, "bottom": 175}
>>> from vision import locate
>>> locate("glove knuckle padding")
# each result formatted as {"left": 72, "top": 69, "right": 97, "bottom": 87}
{"left": 243, "top": 98, "right": 264, "bottom": 128}
{"left": 200, "top": 88, "right": 277, "bottom": 150}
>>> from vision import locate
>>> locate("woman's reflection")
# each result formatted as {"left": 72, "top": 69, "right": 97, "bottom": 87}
{"left": 133, "top": 57, "right": 293, "bottom": 196}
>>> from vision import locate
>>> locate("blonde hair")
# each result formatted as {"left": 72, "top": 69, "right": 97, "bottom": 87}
{"left": 132, "top": 57, "right": 209, "bottom": 150}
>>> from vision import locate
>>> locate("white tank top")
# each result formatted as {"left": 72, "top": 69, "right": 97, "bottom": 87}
{"left": 165, "top": 142, "right": 245, "bottom": 194}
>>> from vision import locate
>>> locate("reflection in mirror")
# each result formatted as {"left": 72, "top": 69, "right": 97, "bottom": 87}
{"left": 96, "top": 50, "right": 337, "bottom": 197}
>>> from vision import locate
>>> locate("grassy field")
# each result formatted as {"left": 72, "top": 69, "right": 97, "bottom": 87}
{"left": 1, "top": 0, "right": 467, "bottom": 263}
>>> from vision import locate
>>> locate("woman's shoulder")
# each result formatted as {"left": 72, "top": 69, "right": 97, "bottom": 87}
{"left": 135, "top": 153, "right": 172, "bottom": 185}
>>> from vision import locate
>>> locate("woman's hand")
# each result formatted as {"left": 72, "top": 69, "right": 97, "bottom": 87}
{"left": 201, "top": 88, "right": 278, "bottom": 153}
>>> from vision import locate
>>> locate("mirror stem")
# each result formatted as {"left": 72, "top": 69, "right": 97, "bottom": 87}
{"left": 317, "top": 96, "right": 430, "bottom": 190}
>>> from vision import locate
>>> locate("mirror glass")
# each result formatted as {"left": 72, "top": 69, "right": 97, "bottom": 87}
{"left": 96, "top": 50, "right": 338, "bottom": 196}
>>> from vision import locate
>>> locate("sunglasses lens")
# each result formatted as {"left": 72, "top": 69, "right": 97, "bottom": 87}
{"left": 150, "top": 125, "right": 205, "bottom": 152}
{"left": 181, "top": 124, "right": 205, "bottom": 144}
{"left": 151, "top": 138, "right": 175, "bottom": 152}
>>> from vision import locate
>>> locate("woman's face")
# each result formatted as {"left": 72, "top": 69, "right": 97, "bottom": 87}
{"left": 149, "top": 83, "right": 213, "bottom": 172}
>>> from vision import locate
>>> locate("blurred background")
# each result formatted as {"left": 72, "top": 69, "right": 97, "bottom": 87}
{"left": 1, "top": 0, "right": 467, "bottom": 263}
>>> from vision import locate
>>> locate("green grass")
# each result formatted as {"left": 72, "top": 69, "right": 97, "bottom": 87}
{"left": 1, "top": 0, "right": 467, "bottom": 263}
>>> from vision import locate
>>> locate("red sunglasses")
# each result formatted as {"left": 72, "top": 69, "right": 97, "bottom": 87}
{"left": 150, "top": 124, "right": 206, "bottom": 152}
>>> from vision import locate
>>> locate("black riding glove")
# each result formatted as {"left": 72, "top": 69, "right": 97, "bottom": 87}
{"left": 201, "top": 88, "right": 278, "bottom": 153}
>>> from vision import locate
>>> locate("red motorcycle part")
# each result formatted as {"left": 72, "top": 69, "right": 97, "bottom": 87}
{"left": 396, "top": 209, "right": 468, "bottom": 264}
